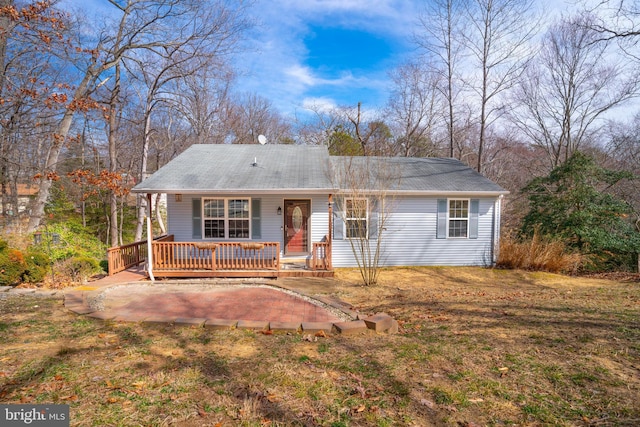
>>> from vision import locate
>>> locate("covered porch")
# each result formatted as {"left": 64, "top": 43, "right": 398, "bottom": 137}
{"left": 107, "top": 234, "right": 333, "bottom": 279}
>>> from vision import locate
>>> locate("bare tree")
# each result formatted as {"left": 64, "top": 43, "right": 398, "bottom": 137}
{"left": 585, "top": 1, "right": 640, "bottom": 42}
{"left": 124, "top": 1, "right": 250, "bottom": 241}
{"left": 462, "top": 0, "right": 540, "bottom": 172}
{"left": 510, "top": 13, "right": 640, "bottom": 168}
{"left": 386, "top": 61, "right": 445, "bottom": 157}
{"left": 344, "top": 102, "right": 392, "bottom": 156}
{"left": 173, "top": 66, "right": 234, "bottom": 145}
{"left": 225, "top": 92, "right": 293, "bottom": 144}
{"left": 415, "top": 0, "right": 468, "bottom": 158}
{"left": 296, "top": 102, "right": 343, "bottom": 147}
{"left": 0, "top": 1, "right": 68, "bottom": 228}
{"left": 330, "top": 156, "right": 399, "bottom": 286}
{"left": 28, "top": 0, "right": 252, "bottom": 233}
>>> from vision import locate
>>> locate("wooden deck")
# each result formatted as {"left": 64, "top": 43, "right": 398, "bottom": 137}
{"left": 107, "top": 236, "right": 333, "bottom": 279}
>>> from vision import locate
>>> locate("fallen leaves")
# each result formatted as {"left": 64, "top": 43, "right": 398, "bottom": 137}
{"left": 420, "top": 398, "right": 435, "bottom": 409}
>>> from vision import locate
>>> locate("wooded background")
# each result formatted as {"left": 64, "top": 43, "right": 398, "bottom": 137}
{"left": 1, "top": 0, "right": 639, "bottom": 274}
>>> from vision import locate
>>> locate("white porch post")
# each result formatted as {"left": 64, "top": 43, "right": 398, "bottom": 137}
{"left": 146, "top": 193, "right": 155, "bottom": 281}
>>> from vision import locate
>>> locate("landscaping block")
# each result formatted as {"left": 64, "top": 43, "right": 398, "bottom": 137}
{"left": 143, "top": 316, "right": 176, "bottom": 324}
{"left": 64, "top": 293, "right": 84, "bottom": 305}
{"left": 204, "top": 318, "right": 238, "bottom": 330}
{"left": 87, "top": 311, "right": 116, "bottom": 320}
{"left": 332, "top": 320, "right": 368, "bottom": 335}
{"left": 37, "top": 291, "right": 61, "bottom": 298}
{"left": 236, "top": 320, "right": 269, "bottom": 330}
{"left": 387, "top": 319, "right": 399, "bottom": 334}
{"left": 65, "top": 303, "right": 95, "bottom": 315}
{"left": 9, "top": 288, "right": 36, "bottom": 295}
{"left": 301, "top": 322, "right": 334, "bottom": 334}
{"left": 269, "top": 321, "right": 301, "bottom": 333}
{"left": 174, "top": 318, "right": 206, "bottom": 327}
{"left": 362, "top": 313, "right": 394, "bottom": 332}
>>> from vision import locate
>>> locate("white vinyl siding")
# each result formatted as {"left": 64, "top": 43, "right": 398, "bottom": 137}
{"left": 167, "top": 194, "right": 500, "bottom": 267}
{"left": 167, "top": 194, "right": 330, "bottom": 256}
{"left": 332, "top": 196, "right": 497, "bottom": 267}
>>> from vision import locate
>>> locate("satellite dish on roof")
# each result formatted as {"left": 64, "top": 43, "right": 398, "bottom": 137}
{"left": 258, "top": 134, "right": 267, "bottom": 145}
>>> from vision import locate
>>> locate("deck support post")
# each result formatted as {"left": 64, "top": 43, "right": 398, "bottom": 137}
{"left": 328, "top": 194, "right": 333, "bottom": 269}
{"left": 146, "top": 193, "right": 155, "bottom": 281}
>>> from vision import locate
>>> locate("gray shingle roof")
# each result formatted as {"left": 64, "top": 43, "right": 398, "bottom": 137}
{"left": 330, "top": 156, "right": 507, "bottom": 194}
{"left": 132, "top": 144, "right": 334, "bottom": 194}
{"left": 132, "top": 144, "right": 507, "bottom": 195}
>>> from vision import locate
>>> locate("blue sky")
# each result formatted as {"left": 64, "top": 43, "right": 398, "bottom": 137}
{"left": 60, "top": 0, "right": 581, "bottom": 119}
{"left": 239, "top": 0, "right": 421, "bottom": 117}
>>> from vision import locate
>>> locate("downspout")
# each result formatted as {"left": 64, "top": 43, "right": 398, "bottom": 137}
{"left": 328, "top": 194, "right": 333, "bottom": 269}
{"left": 146, "top": 193, "right": 155, "bottom": 281}
{"left": 493, "top": 195, "right": 504, "bottom": 265}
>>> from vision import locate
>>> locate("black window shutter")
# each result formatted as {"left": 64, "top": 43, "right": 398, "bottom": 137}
{"left": 469, "top": 199, "right": 479, "bottom": 239}
{"left": 368, "top": 198, "right": 379, "bottom": 239}
{"left": 437, "top": 199, "right": 447, "bottom": 239}
{"left": 192, "top": 198, "right": 202, "bottom": 239}
{"left": 251, "top": 199, "right": 261, "bottom": 239}
{"left": 333, "top": 197, "right": 344, "bottom": 240}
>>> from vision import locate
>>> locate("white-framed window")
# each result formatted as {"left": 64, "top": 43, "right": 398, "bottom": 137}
{"left": 448, "top": 199, "right": 469, "bottom": 238}
{"left": 203, "top": 198, "right": 250, "bottom": 239}
{"left": 345, "top": 197, "right": 368, "bottom": 239}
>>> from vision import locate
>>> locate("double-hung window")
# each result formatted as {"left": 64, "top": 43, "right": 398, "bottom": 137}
{"left": 203, "top": 198, "right": 250, "bottom": 239}
{"left": 345, "top": 198, "right": 368, "bottom": 239}
{"left": 448, "top": 199, "right": 469, "bottom": 238}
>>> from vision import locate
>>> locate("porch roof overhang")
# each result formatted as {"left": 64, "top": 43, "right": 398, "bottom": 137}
{"left": 131, "top": 187, "right": 336, "bottom": 195}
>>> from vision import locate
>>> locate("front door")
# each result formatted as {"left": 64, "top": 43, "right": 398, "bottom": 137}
{"left": 284, "top": 200, "right": 310, "bottom": 255}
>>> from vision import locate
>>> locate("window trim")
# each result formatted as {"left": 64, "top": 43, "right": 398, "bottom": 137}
{"left": 345, "top": 197, "right": 369, "bottom": 239}
{"left": 447, "top": 198, "right": 469, "bottom": 239}
{"left": 202, "top": 197, "right": 251, "bottom": 240}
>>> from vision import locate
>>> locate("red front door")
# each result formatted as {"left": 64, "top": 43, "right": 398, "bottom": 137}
{"left": 284, "top": 200, "right": 310, "bottom": 255}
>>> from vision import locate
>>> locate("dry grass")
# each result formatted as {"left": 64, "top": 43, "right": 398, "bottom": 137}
{"left": 1, "top": 267, "right": 639, "bottom": 426}
{"left": 497, "top": 232, "right": 582, "bottom": 273}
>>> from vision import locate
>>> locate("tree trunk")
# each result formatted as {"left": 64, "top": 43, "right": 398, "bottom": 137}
{"left": 135, "top": 104, "right": 153, "bottom": 241}
{"left": 154, "top": 193, "right": 166, "bottom": 235}
{"left": 27, "top": 69, "right": 98, "bottom": 232}
{"left": 108, "top": 62, "right": 121, "bottom": 247}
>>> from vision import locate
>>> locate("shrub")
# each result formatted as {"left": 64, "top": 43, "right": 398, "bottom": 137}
{"left": 31, "top": 221, "right": 107, "bottom": 264}
{"left": 0, "top": 248, "right": 27, "bottom": 286}
{"left": 99, "top": 259, "right": 109, "bottom": 274}
{"left": 0, "top": 238, "right": 8, "bottom": 252}
{"left": 23, "top": 249, "right": 51, "bottom": 284}
{"left": 521, "top": 152, "right": 640, "bottom": 272}
{"left": 497, "top": 231, "right": 582, "bottom": 273}
{"left": 62, "top": 256, "right": 101, "bottom": 283}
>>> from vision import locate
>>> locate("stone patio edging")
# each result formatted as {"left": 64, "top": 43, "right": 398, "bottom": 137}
{"left": 59, "top": 280, "right": 398, "bottom": 335}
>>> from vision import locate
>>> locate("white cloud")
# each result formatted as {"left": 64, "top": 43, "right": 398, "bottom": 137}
{"left": 285, "top": 65, "right": 370, "bottom": 88}
{"left": 285, "top": 65, "right": 318, "bottom": 86}
{"left": 301, "top": 97, "right": 338, "bottom": 113}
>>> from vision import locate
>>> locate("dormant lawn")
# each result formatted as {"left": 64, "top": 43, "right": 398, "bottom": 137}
{"left": 1, "top": 267, "right": 638, "bottom": 426}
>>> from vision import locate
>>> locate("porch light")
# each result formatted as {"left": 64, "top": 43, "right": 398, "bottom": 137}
{"left": 175, "top": 194, "right": 182, "bottom": 202}
{"left": 277, "top": 206, "right": 282, "bottom": 215}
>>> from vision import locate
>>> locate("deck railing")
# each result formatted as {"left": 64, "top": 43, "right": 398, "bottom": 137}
{"left": 312, "top": 238, "right": 332, "bottom": 270}
{"left": 152, "top": 241, "right": 280, "bottom": 272}
{"left": 107, "top": 234, "right": 174, "bottom": 276}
